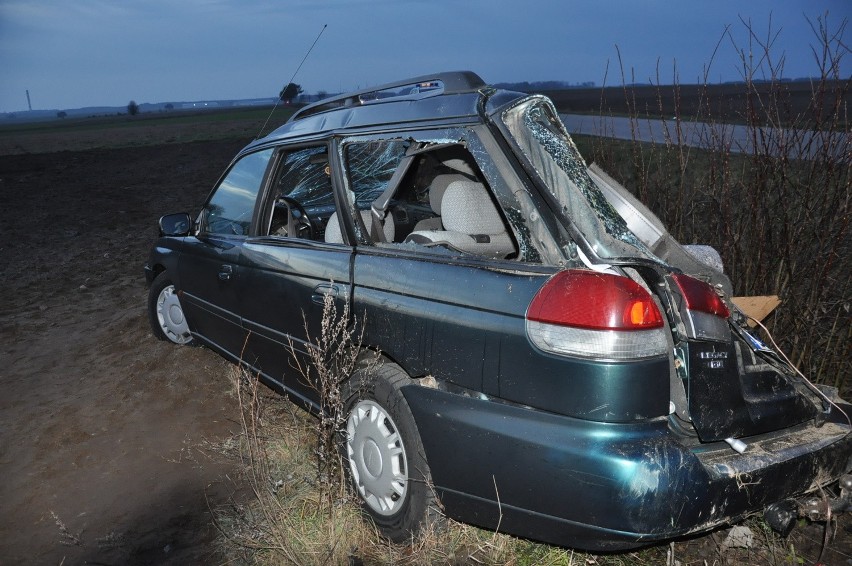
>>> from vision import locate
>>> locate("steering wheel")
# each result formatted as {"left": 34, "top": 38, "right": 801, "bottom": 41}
{"left": 275, "top": 197, "right": 315, "bottom": 240}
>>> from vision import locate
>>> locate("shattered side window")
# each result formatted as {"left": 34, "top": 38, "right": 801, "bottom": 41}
{"left": 275, "top": 146, "right": 334, "bottom": 209}
{"left": 266, "top": 145, "right": 335, "bottom": 240}
{"left": 501, "top": 97, "right": 654, "bottom": 261}
{"left": 344, "top": 141, "right": 408, "bottom": 208}
{"left": 341, "top": 131, "right": 561, "bottom": 263}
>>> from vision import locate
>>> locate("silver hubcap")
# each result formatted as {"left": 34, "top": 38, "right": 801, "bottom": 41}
{"left": 346, "top": 400, "right": 408, "bottom": 516}
{"left": 156, "top": 285, "right": 192, "bottom": 344}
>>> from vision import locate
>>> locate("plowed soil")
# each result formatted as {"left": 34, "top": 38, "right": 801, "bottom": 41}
{"left": 1, "top": 129, "right": 849, "bottom": 566}
{"left": 0, "top": 140, "right": 247, "bottom": 565}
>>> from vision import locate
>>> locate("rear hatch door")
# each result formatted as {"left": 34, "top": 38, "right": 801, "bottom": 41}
{"left": 492, "top": 95, "right": 823, "bottom": 441}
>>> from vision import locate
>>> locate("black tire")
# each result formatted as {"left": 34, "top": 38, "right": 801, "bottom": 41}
{"left": 342, "top": 361, "right": 442, "bottom": 542}
{"left": 147, "top": 272, "right": 194, "bottom": 345}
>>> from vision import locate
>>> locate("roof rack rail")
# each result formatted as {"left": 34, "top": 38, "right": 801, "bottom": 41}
{"left": 289, "top": 71, "right": 486, "bottom": 123}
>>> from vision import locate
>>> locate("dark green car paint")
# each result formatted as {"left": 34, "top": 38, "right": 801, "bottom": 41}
{"left": 145, "top": 72, "right": 852, "bottom": 550}
{"left": 401, "top": 384, "right": 852, "bottom": 550}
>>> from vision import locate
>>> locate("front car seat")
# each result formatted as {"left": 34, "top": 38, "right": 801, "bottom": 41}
{"left": 412, "top": 173, "right": 470, "bottom": 232}
{"left": 325, "top": 210, "right": 396, "bottom": 244}
{"left": 404, "top": 180, "right": 516, "bottom": 258}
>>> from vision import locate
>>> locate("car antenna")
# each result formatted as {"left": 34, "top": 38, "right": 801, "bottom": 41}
{"left": 256, "top": 23, "right": 328, "bottom": 140}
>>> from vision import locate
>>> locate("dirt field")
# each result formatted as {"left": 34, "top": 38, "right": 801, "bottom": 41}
{"left": 1, "top": 122, "right": 849, "bottom": 565}
{"left": 0, "top": 140, "right": 248, "bottom": 564}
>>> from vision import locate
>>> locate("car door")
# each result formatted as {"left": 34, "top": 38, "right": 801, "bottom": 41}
{"left": 178, "top": 148, "right": 274, "bottom": 358}
{"left": 341, "top": 133, "right": 527, "bottom": 396}
{"left": 238, "top": 143, "right": 352, "bottom": 407}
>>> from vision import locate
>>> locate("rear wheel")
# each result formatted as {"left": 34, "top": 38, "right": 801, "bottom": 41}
{"left": 343, "top": 362, "right": 441, "bottom": 542}
{"left": 148, "top": 272, "right": 193, "bottom": 345}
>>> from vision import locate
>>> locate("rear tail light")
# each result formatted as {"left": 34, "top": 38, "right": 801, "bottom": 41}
{"left": 671, "top": 273, "right": 729, "bottom": 318}
{"left": 670, "top": 273, "right": 731, "bottom": 341}
{"left": 526, "top": 270, "right": 668, "bottom": 360}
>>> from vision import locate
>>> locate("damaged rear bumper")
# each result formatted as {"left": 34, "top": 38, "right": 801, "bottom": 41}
{"left": 402, "top": 385, "right": 852, "bottom": 551}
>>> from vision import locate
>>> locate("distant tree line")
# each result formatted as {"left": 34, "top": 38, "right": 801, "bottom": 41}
{"left": 494, "top": 80, "right": 596, "bottom": 91}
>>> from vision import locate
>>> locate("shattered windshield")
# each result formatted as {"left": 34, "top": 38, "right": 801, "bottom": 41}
{"left": 500, "top": 97, "right": 655, "bottom": 261}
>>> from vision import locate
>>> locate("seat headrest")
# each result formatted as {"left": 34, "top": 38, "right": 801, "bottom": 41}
{"left": 441, "top": 158, "right": 477, "bottom": 177}
{"left": 428, "top": 174, "right": 469, "bottom": 214}
{"left": 441, "top": 181, "right": 507, "bottom": 236}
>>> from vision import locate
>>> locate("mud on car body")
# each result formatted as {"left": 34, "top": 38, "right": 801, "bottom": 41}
{"left": 145, "top": 71, "right": 852, "bottom": 550}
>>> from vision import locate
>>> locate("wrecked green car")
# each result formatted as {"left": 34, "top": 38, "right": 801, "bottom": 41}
{"left": 146, "top": 72, "right": 852, "bottom": 549}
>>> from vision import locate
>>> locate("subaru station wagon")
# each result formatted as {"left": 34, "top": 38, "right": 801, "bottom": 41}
{"left": 145, "top": 72, "right": 852, "bottom": 550}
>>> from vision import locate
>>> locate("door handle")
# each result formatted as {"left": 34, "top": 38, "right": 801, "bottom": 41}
{"left": 311, "top": 283, "right": 340, "bottom": 304}
{"left": 218, "top": 264, "right": 233, "bottom": 281}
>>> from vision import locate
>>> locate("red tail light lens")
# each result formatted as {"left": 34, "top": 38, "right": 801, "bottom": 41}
{"left": 528, "top": 270, "right": 663, "bottom": 331}
{"left": 526, "top": 270, "right": 668, "bottom": 360}
{"left": 671, "top": 273, "right": 730, "bottom": 318}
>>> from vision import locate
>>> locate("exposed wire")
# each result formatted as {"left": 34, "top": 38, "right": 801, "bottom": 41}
{"left": 257, "top": 24, "right": 328, "bottom": 140}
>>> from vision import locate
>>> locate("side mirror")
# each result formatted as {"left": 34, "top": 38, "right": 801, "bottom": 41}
{"left": 159, "top": 213, "right": 192, "bottom": 237}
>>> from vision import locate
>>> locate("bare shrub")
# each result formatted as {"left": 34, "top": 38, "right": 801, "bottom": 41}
{"left": 589, "top": 14, "right": 850, "bottom": 392}
{"left": 286, "top": 288, "right": 376, "bottom": 499}
{"left": 214, "top": 287, "right": 373, "bottom": 564}
{"left": 216, "top": 369, "right": 371, "bottom": 565}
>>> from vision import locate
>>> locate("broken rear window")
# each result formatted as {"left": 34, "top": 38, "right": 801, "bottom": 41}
{"left": 500, "top": 97, "right": 656, "bottom": 262}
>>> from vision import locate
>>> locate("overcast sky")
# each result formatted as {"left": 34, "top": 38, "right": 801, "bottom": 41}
{"left": 1, "top": 0, "right": 849, "bottom": 112}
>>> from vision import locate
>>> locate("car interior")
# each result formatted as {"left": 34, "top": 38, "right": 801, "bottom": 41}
{"left": 263, "top": 142, "right": 519, "bottom": 259}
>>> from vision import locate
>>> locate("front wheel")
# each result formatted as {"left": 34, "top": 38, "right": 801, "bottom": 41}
{"left": 343, "top": 362, "right": 441, "bottom": 542}
{"left": 148, "top": 272, "right": 193, "bottom": 345}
